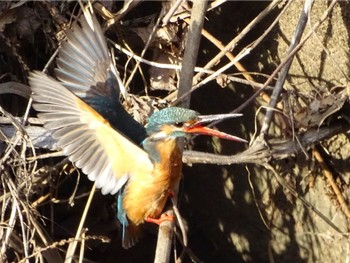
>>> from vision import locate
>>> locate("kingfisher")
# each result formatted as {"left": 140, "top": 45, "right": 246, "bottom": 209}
{"left": 29, "top": 12, "right": 246, "bottom": 248}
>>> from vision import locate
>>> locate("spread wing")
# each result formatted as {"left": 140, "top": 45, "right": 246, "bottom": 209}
{"left": 55, "top": 12, "right": 119, "bottom": 99}
{"left": 29, "top": 71, "right": 154, "bottom": 195}
{"left": 54, "top": 12, "right": 146, "bottom": 145}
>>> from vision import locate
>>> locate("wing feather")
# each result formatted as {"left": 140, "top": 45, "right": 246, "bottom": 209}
{"left": 29, "top": 71, "right": 153, "bottom": 195}
{"left": 56, "top": 58, "right": 94, "bottom": 80}
{"left": 73, "top": 140, "right": 105, "bottom": 165}
{"left": 60, "top": 130, "right": 95, "bottom": 150}
{"left": 55, "top": 14, "right": 112, "bottom": 98}
{"left": 84, "top": 150, "right": 107, "bottom": 176}
{"left": 52, "top": 125, "right": 86, "bottom": 139}
{"left": 57, "top": 50, "right": 91, "bottom": 75}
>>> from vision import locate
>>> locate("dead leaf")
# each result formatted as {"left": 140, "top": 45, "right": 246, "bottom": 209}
{"left": 216, "top": 75, "right": 230, "bottom": 87}
{"left": 0, "top": 8, "right": 16, "bottom": 33}
{"left": 309, "top": 98, "right": 321, "bottom": 113}
{"left": 124, "top": 94, "right": 168, "bottom": 125}
{"left": 149, "top": 49, "right": 178, "bottom": 91}
{"left": 294, "top": 89, "right": 347, "bottom": 129}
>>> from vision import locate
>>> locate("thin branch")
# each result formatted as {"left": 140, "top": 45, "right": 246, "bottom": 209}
{"left": 267, "top": 164, "right": 345, "bottom": 235}
{"left": 110, "top": 40, "right": 274, "bottom": 91}
{"left": 232, "top": 0, "right": 338, "bottom": 116}
{"left": 182, "top": 120, "right": 349, "bottom": 165}
{"left": 155, "top": 1, "right": 208, "bottom": 263}
{"left": 65, "top": 184, "right": 96, "bottom": 263}
{"left": 165, "top": 0, "right": 281, "bottom": 102}
{"left": 124, "top": 6, "right": 164, "bottom": 90}
{"left": 260, "top": 0, "right": 314, "bottom": 137}
{"left": 312, "top": 147, "right": 350, "bottom": 220}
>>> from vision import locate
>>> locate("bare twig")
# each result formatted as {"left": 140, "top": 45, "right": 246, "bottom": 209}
{"left": 183, "top": 120, "right": 349, "bottom": 165}
{"left": 110, "top": 40, "right": 212, "bottom": 74}
{"left": 162, "top": 0, "right": 185, "bottom": 25}
{"left": 232, "top": 0, "right": 338, "bottom": 117}
{"left": 18, "top": 235, "right": 109, "bottom": 263}
{"left": 65, "top": 184, "right": 96, "bottom": 263}
{"left": 312, "top": 148, "right": 350, "bottom": 220}
{"left": 110, "top": 39, "right": 275, "bottom": 91}
{"left": 267, "top": 164, "right": 345, "bottom": 235}
{"left": 0, "top": 82, "right": 31, "bottom": 98}
{"left": 260, "top": 0, "right": 314, "bottom": 137}
{"left": 180, "top": 0, "right": 291, "bottom": 107}
{"left": 155, "top": 1, "right": 208, "bottom": 263}
{"left": 165, "top": 0, "right": 281, "bottom": 102}
{"left": 165, "top": 0, "right": 228, "bottom": 24}
{"left": 124, "top": 6, "right": 164, "bottom": 90}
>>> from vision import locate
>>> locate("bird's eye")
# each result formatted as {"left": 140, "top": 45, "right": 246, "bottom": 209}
{"left": 174, "top": 122, "right": 183, "bottom": 127}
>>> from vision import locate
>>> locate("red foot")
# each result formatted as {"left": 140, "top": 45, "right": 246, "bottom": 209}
{"left": 145, "top": 213, "right": 174, "bottom": 225}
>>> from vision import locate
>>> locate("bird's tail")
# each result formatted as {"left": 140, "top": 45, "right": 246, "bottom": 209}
{"left": 117, "top": 190, "right": 141, "bottom": 248}
{"left": 122, "top": 222, "right": 141, "bottom": 249}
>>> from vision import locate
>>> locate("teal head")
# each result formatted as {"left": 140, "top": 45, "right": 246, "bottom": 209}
{"left": 145, "top": 107, "right": 247, "bottom": 142}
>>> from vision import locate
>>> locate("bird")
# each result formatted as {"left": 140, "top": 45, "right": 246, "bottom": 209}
{"left": 29, "top": 11, "right": 246, "bottom": 248}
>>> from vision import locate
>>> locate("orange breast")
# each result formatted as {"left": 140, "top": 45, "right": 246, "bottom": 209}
{"left": 122, "top": 139, "right": 182, "bottom": 225}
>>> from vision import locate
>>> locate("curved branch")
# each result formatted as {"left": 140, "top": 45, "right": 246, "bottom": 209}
{"left": 183, "top": 120, "right": 349, "bottom": 165}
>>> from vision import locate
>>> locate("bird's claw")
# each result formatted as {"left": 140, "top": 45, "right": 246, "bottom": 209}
{"left": 145, "top": 213, "right": 174, "bottom": 225}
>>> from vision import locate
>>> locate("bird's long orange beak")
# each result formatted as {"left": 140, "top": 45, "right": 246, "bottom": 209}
{"left": 183, "top": 113, "right": 247, "bottom": 143}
